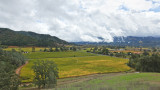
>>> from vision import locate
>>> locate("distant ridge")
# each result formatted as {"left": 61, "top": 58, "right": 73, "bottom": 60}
{"left": 0, "top": 28, "right": 70, "bottom": 47}
{"left": 73, "top": 36, "right": 160, "bottom": 47}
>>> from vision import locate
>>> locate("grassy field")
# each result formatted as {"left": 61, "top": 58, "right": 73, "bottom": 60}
{"left": 5, "top": 47, "right": 130, "bottom": 83}
{"left": 52, "top": 73, "right": 160, "bottom": 90}
{"left": 4, "top": 47, "right": 47, "bottom": 52}
{"left": 24, "top": 51, "right": 97, "bottom": 59}
{"left": 21, "top": 54, "right": 130, "bottom": 83}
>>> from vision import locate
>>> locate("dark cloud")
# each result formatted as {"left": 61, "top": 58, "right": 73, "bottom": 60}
{"left": 0, "top": 0, "right": 160, "bottom": 42}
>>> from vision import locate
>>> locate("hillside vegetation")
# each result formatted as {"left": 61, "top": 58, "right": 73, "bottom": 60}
{"left": 0, "top": 28, "right": 69, "bottom": 46}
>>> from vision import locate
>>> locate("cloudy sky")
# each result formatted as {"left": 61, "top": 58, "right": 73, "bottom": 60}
{"left": 0, "top": 0, "right": 160, "bottom": 42}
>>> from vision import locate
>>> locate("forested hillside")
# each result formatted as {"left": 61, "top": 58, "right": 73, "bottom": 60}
{"left": 0, "top": 28, "right": 69, "bottom": 47}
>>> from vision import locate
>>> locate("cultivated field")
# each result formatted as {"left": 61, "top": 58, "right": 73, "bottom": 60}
{"left": 24, "top": 51, "right": 97, "bottom": 59}
{"left": 20, "top": 51, "right": 131, "bottom": 83}
{"left": 4, "top": 47, "right": 48, "bottom": 52}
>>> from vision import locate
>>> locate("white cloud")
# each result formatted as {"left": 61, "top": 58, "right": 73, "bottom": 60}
{"left": 0, "top": 0, "right": 160, "bottom": 42}
{"left": 123, "top": 0, "right": 153, "bottom": 11}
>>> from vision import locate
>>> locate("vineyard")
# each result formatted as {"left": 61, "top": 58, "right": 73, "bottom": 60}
{"left": 21, "top": 53, "right": 130, "bottom": 83}
{"left": 24, "top": 51, "right": 97, "bottom": 59}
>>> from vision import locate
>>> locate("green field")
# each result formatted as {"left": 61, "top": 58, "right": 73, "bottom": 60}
{"left": 4, "top": 47, "right": 131, "bottom": 83}
{"left": 53, "top": 73, "right": 160, "bottom": 90}
{"left": 20, "top": 51, "right": 131, "bottom": 83}
{"left": 24, "top": 51, "right": 97, "bottom": 59}
{"left": 4, "top": 47, "right": 47, "bottom": 52}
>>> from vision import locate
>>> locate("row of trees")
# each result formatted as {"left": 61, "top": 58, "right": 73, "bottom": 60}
{"left": 87, "top": 46, "right": 154, "bottom": 59}
{"left": 87, "top": 47, "right": 109, "bottom": 55}
{"left": 128, "top": 53, "right": 160, "bottom": 72}
{"left": 87, "top": 47, "right": 128, "bottom": 58}
{"left": 41, "top": 46, "right": 78, "bottom": 52}
{"left": 12, "top": 46, "right": 79, "bottom": 52}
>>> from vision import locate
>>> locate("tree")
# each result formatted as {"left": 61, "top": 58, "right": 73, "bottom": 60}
{"left": 12, "top": 48, "right": 16, "bottom": 52}
{"left": 55, "top": 47, "right": 59, "bottom": 52}
{"left": 44, "top": 48, "right": 48, "bottom": 52}
{"left": 0, "top": 49, "right": 25, "bottom": 67}
{"left": 152, "top": 47, "right": 157, "bottom": 52}
{"left": 73, "top": 46, "right": 77, "bottom": 51}
{"left": 0, "top": 62, "right": 20, "bottom": 90}
{"left": 93, "top": 46, "right": 98, "bottom": 53}
{"left": 32, "top": 47, "right": 35, "bottom": 52}
{"left": 102, "top": 48, "right": 109, "bottom": 55}
{"left": 143, "top": 50, "right": 149, "bottom": 56}
{"left": 109, "top": 52, "right": 114, "bottom": 56}
{"left": 49, "top": 47, "right": 53, "bottom": 52}
{"left": 60, "top": 47, "right": 64, "bottom": 51}
{"left": 32, "top": 60, "right": 59, "bottom": 89}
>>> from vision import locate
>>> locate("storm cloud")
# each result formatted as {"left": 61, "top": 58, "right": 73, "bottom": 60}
{"left": 0, "top": 0, "right": 160, "bottom": 42}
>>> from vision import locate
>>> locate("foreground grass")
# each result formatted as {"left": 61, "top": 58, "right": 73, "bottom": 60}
{"left": 52, "top": 73, "right": 160, "bottom": 90}
{"left": 21, "top": 55, "right": 130, "bottom": 83}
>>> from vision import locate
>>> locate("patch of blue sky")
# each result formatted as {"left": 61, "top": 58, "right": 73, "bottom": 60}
{"left": 119, "top": 5, "right": 129, "bottom": 11}
{"left": 149, "top": 7, "right": 160, "bottom": 12}
{"left": 146, "top": 0, "right": 160, "bottom": 4}
{"left": 79, "top": 4, "right": 87, "bottom": 10}
{"left": 36, "top": 20, "right": 42, "bottom": 23}
{"left": 79, "top": 0, "right": 87, "bottom": 10}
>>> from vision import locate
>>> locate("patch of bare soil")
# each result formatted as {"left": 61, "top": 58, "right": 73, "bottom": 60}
{"left": 16, "top": 61, "right": 29, "bottom": 75}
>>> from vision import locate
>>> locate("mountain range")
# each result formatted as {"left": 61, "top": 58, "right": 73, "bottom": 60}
{"left": 73, "top": 36, "right": 160, "bottom": 47}
{"left": 1, "top": 27, "right": 160, "bottom": 47}
{"left": 0, "top": 28, "right": 69, "bottom": 47}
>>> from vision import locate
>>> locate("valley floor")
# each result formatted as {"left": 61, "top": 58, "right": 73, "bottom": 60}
{"left": 21, "top": 72, "right": 160, "bottom": 90}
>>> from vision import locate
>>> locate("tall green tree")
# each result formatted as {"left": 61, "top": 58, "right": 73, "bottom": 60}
{"left": 60, "top": 47, "right": 64, "bottom": 51}
{"left": 72, "top": 46, "right": 77, "bottom": 51}
{"left": 32, "top": 47, "right": 35, "bottom": 52}
{"left": 143, "top": 50, "right": 149, "bottom": 56}
{"left": 55, "top": 47, "right": 59, "bottom": 52}
{"left": 49, "top": 47, "right": 53, "bottom": 52}
{"left": 93, "top": 46, "right": 98, "bottom": 53}
{"left": 102, "top": 48, "right": 109, "bottom": 55}
{"left": 32, "top": 60, "right": 59, "bottom": 89}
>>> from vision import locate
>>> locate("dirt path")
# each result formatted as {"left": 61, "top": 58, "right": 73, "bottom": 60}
{"left": 16, "top": 61, "right": 29, "bottom": 75}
